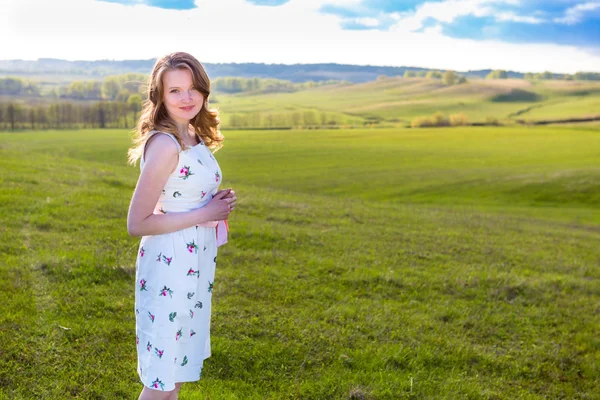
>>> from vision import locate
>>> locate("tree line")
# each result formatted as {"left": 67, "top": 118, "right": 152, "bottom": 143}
{"left": 0, "top": 75, "right": 346, "bottom": 101}
{"left": 0, "top": 101, "right": 349, "bottom": 131}
{"left": 0, "top": 73, "right": 147, "bottom": 101}
{"left": 400, "top": 69, "right": 600, "bottom": 82}
{"left": 212, "top": 77, "right": 346, "bottom": 94}
{"left": 0, "top": 100, "right": 141, "bottom": 131}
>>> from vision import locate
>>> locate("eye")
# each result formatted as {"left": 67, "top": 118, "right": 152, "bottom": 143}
{"left": 170, "top": 89, "right": 179, "bottom": 93}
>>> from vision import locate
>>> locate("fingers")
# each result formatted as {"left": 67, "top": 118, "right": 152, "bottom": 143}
{"left": 223, "top": 197, "right": 236, "bottom": 212}
{"left": 213, "top": 189, "right": 231, "bottom": 199}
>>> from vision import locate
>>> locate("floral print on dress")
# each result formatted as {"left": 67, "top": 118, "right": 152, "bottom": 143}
{"left": 159, "top": 286, "right": 174, "bottom": 298}
{"left": 179, "top": 166, "right": 194, "bottom": 180}
{"left": 195, "top": 301, "right": 203, "bottom": 309}
{"left": 215, "top": 172, "right": 220, "bottom": 182}
{"left": 139, "top": 247, "right": 145, "bottom": 257}
{"left": 181, "top": 355, "right": 188, "bottom": 366}
{"left": 190, "top": 329, "right": 196, "bottom": 337}
{"left": 146, "top": 341, "right": 152, "bottom": 352}
{"left": 151, "top": 378, "right": 165, "bottom": 391}
{"left": 162, "top": 255, "right": 172, "bottom": 266}
{"left": 187, "top": 292, "right": 195, "bottom": 299}
{"left": 139, "top": 279, "right": 148, "bottom": 291}
{"left": 208, "top": 281, "right": 214, "bottom": 293}
{"left": 148, "top": 312, "right": 155, "bottom": 323}
{"left": 189, "top": 309, "right": 194, "bottom": 318}
{"left": 155, "top": 347, "right": 164, "bottom": 358}
{"left": 186, "top": 240, "right": 199, "bottom": 254}
{"left": 169, "top": 312, "right": 177, "bottom": 322}
{"left": 176, "top": 328, "right": 183, "bottom": 341}
{"left": 187, "top": 268, "right": 199, "bottom": 277}
{"left": 173, "top": 191, "right": 182, "bottom": 198}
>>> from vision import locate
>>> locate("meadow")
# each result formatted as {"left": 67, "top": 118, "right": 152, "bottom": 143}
{"left": 216, "top": 78, "right": 600, "bottom": 127}
{"left": 0, "top": 126, "right": 599, "bottom": 399}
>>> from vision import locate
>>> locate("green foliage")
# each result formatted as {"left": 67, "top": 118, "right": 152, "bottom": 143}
{"left": 0, "top": 101, "right": 135, "bottom": 130}
{"left": 0, "top": 77, "right": 40, "bottom": 96}
{"left": 449, "top": 112, "right": 468, "bottom": 126}
{"left": 486, "top": 70, "right": 508, "bottom": 79}
{"left": 411, "top": 116, "right": 433, "bottom": 128}
{"left": 412, "top": 111, "right": 450, "bottom": 128}
{"left": 574, "top": 71, "right": 600, "bottom": 81}
{"left": 212, "top": 76, "right": 343, "bottom": 95}
{"left": 490, "top": 89, "right": 543, "bottom": 103}
{"left": 425, "top": 70, "right": 442, "bottom": 79}
{"left": 485, "top": 116, "right": 500, "bottom": 125}
{"left": 442, "top": 70, "right": 458, "bottom": 86}
{"left": 403, "top": 71, "right": 416, "bottom": 78}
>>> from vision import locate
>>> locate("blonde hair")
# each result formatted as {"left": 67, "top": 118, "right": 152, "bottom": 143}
{"left": 128, "top": 52, "right": 223, "bottom": 165}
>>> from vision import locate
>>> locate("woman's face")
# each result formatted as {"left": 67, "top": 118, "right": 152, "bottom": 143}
{"left": 161, "top": 67, "right": 204, "bottom": 125}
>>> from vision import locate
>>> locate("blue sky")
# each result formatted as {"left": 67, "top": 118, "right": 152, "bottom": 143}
{"left": 2, "top": 0, "right": 599, "bottom": 72}
{"left": 317, "top": 0, "right": 600, "bottom": 49}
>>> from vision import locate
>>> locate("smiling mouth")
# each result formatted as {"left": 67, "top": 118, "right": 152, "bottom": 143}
{"left": 180, "top": 105, "right": 195, "bottom": 111}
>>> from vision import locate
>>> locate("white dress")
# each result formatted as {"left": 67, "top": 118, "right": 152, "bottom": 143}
{"left": 134, "top": 131, "right": 222, "bottom": 391}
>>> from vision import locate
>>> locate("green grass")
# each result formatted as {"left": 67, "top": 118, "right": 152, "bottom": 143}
{"left": 215, "top": 78, "right": 600, "bottom": 126}
{"left": 1, "top": 127, "right": 599, "bottom": 399}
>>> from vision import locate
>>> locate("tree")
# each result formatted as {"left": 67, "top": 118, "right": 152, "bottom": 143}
{"left": 426, "top": 71, "right": 442, "bottom": 79}
{"left": 486, "top": 70, "right": 508, "bottom": 79}
{"left": 128, "top": 94, "right": 142, "bottom": 127}
{"left": 102, "top": 77, "right": 121, "bottom": 100}
{"left": 320, "top": 112, "right": 327, "bottom": 126}
{"left": 84, "top": 81, "right": 102, "bottom": 99}
{"left": 403, "top": 71, "right": 416, "bottom": 78}
{"left": 442, "top": 70, "right": 457, "bottom": 85}
{"left": 0, "top": 78, "right": 24, "bottom": 95}
{"left": 291, "top": 112, "right": 301, "bottom": 127}
{"left": 98, "top": 103, "right": 106, "bottom": 128}
{"left": 7, "top": 103, "right": 16, "bottom": 130}
{"left": 303, "top": 111, "right": 317, "bottom": 126}
{"left": 68, "top": 81, "right": 85, "bottom": 99}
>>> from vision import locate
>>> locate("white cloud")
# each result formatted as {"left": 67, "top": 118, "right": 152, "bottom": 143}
{"left": 0, "top": 0, "right": 599, "bottom": 73}
{"left": 554, "top": 1, "right": 600, "bottom": 25}
{"left": 496, "top": 12, "right": 543, "bottom": 24}
{"left": 353, "top": 17, "right": 380, "bottom": 27}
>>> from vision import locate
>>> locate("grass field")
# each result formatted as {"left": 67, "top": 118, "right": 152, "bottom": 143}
{"left": 216, "top": 78, "right": 600, "bottom": 126}
{"left": 1, "top": 126, "right": 599, "bottom": 399}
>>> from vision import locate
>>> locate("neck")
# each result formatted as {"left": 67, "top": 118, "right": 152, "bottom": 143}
{"left": 174, "top": 121, "right": 190, "bottom": 137}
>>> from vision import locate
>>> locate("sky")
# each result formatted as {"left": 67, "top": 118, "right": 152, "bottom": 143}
{"left": 1, "top": 0, "right": 599, "bottom": 73}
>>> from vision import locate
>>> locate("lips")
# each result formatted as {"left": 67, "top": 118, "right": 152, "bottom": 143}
{"left": 180, "top": 105, "right": 195, "bottom": 111}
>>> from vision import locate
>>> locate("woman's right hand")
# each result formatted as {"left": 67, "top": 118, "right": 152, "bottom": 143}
{"left": 199, "top": 190, "right": 234, "bottom": 222}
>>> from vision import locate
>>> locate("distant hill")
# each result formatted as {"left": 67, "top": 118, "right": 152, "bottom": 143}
{"left": 0, "top": 58, "right": 521, "bottom": 83}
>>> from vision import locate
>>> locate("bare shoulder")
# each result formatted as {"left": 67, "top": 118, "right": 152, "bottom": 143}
{"left": 144, "top": 133, "right": 179, "bottom": 163}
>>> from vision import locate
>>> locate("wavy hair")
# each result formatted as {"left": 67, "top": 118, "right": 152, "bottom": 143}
{"left": 128, "top": 52, "right": 223, "bottom": 165}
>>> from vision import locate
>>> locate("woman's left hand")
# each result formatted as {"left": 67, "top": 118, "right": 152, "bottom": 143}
{"left": 215, "top": 188, "right": 236, "bottom": 211}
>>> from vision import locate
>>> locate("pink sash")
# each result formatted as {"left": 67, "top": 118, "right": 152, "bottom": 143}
{"left": 216, "top": 219, "right": 229, "bottom": 247}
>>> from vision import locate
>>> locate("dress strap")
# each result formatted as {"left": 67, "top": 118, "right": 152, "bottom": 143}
{"left": 141, "top": 130, "right": 182, "bottom": 168}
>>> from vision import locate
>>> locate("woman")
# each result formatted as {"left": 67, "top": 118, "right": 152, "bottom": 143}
{"left": 127, "top": 52, "right": 236, "bottom": 400}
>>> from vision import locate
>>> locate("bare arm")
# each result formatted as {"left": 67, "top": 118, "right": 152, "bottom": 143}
{"left": 127, "top": 134, "right": 232, "bottom": 237}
